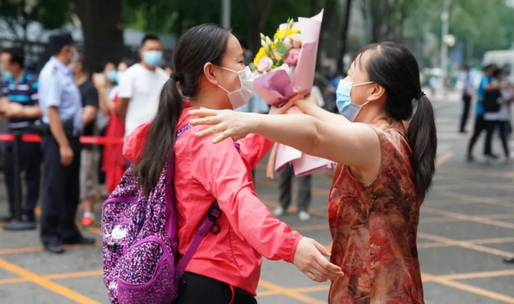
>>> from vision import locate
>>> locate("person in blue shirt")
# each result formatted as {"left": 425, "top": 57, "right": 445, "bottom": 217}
{"left": 466, "top": 64, "right": 505, "bottom": 162}
{"left": 0, "top": 47, "right": 42, "bottom": 224}
{"left": 38, "top": 32, "right": 94, "bottom": 254}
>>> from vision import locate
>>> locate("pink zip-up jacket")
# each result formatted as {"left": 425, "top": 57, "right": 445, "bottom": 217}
{"left": 123, "top": 105, "right": 303, "bottom": 295}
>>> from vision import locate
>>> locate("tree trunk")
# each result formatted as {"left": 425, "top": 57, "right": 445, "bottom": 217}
{"left": 338, "top": 0, "right": 352, "bottom": 73}
{"left": 176, "top": 4, "right": 183, "bottom": 38}
{"left": 21, "top": 0, "right": 28, "bottom": 47}
{"left": 318, "top": 0, "right": 339, "bottom": 65}
{"left": 74, "top": 0, "right": 124, "bottom": 73}
{"left": 248, "top": 0, "right": 274, "bottom": 54}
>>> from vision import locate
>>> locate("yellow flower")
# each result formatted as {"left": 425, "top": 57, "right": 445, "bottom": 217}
{"left": 254, "top": 47, "right": 267, "bottom": 67}
{"left": 276, "top": 28, "right": 300, "bottom": 41}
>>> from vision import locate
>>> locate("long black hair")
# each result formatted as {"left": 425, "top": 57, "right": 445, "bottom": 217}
{"left": 135, "top": 24, "right": 231, "bottom": 196}
{"left": 355, "top": 41, "right": 437, "bottom": 199}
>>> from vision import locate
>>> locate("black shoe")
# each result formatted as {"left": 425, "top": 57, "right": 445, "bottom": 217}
{"left": 44, "top": 244, "right": 65, "bottom": 254}
{"left": 485, "top": 153, "right": 499, "bottom": 159}
{"left": 62, "top": 236, "right": 96, "bottom": 245}
{"left": 503, "top": 257, "right": 514, "bottom": 264}
{"left": 466, "top": 154, "right": 474, "bottom": 162}
{"left": 0, "top": 214, "right": 14, "bottom": 222}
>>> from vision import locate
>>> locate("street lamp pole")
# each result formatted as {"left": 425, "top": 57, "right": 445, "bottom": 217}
{"left": 221, "top": 0, "right": 231, "bottom": 29}
{"left": 440, "top": 0, "right": 451, "bottom": 99}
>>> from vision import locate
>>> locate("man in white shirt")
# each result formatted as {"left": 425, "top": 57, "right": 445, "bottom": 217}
{"left": 118, "top": 35, "right": 169, "bottom": 138}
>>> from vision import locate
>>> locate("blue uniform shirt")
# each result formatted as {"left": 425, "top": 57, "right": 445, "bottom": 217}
{"left": 1, "top": 71, "right": 39, "bottom": 128}
{"left": 38, "top": 57, "right": 82, "bottom": 135}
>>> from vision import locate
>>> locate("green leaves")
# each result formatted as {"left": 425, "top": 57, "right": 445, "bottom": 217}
{"left": 275, "top": 41, "right": 288, "bottom": 58}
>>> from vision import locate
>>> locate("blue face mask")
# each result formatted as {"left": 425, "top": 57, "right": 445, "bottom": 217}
{"left": 143, "top": 51, "right": 163, "bottom": 67}
{"left": 115, "top": 71, "right": 124, "bottom": 84}
{"left": 107, "top": 70, "right": 118, "bottom": 83}
{"left": 336, "top": 79, "right": 374, "bottom": 121}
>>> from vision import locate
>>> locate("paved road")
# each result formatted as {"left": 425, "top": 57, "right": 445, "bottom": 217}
{"left": 0, "top": 92, "right": 513, "bottom": 304}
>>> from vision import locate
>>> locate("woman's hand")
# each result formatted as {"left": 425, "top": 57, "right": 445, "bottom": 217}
{"left": 189, "top": 108, "right": 256, "bottom": 143}
{"left": 92, "top": 73, "right": 107, "bottom": 90}
{"left": 293, "top": 237, "right": 344, "bottom": 282}
{"left": 293, "top": 94, "right": 319, "bottom": 115}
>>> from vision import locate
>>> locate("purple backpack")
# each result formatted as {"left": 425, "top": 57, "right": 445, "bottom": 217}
{"left": 102, "top": 124, "right": 221, "bottom": 304}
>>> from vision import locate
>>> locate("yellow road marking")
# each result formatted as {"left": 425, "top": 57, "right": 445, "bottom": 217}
{"left": 0, "top": 277, "right": 26, "bottom": 285}
{"left": 0, "top": 269, "right": 104, "bottom": 286}
{"left": 45, "top": 270, "right": 104, "bottom": 280}
{"left": 422, "top": 272, "right": 514, "bottom": 303}
{"left": 438, "top": 269, "right": 514, "bottom": 281}
{"left": 436, "top": 151, "right": 454, "bottom": 167}
{"left": 422, "top": 207, "right": 514, "bottom": 229}
{"left": 418, "top": 232, "right": 514, "bottom": 258}
{"left": 0, "top": 243, "right": 101, "bottom": 256}
{"left": 258, "top": 279, "right": 327, "bottom": 304}
{"left": 259, "top": 284, "right": 330, "bottom": 296}
{"left": 0, "top": 257, "right": 102, "bottom": 304}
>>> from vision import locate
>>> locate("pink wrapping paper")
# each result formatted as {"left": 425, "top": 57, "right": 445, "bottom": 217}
{"left": 255, "top": 10, "right": 332, "bottom": 177}
{"left": 273, "top": 106, "right": 334, "bottom": 176}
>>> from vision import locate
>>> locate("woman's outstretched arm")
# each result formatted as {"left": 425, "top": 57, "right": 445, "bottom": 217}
{"left": 189, "top": 108, "right": 380, "bottom": 170}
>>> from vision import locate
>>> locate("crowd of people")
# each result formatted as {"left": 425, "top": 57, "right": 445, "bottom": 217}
{"left": 0, "top": 32, "right": 172, "bottom": 253}
{"left": 0, "top": 25, "right": 439, "bottom": 303}
{"left": 463, "top": 64, "right": 514, "bottom": 162}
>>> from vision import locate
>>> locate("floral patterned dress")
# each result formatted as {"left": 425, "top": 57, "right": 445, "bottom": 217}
{"left": 328, "top": 118, "right": 424, "bottom": 304}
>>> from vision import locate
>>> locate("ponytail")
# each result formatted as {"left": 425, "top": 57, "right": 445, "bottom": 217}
{"left": 135, "top": 78, "right": 183, "bottom": 197}
{"left": 354, "top": 41, "right": 437, "bottom": 199}
{"left": 407, "top": 95, "right": 437, "bottom": 199}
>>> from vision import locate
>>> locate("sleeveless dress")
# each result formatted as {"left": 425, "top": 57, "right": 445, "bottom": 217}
{"left": 328, "top": 118, "right": 424, "bottom": 304}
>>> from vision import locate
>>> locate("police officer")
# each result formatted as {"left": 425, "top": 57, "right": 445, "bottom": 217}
{"left": 38, "top": 32, "right": 95, "bottom": 254}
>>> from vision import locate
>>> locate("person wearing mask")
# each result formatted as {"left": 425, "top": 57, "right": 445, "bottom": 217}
{"left": 191, "top": 41, "right": 437, "bottom": 303}
{"left": 123, "top": 24, "right": 343, "bottom": 303}
{"left": 483, "top": 68, "right": 513, "bottom": 162}
{"left": 38, "top": 32, "right": 95, "bottom": 254}
{"left": 467, "top": 64, "right": 502, "bottom": 162}
{"left": 118, "top": 35, "right": 169, "bottom": 140}
{"left": 460, "top": 65, "right": 474, "bottom": 133}
{"left": 0, "top": 47, "right": 42, "bottom": 224}
{"left": 70, "top": 55, "right": 98, "bottom": 227}
{"left": 93, "top": 61, "right": 129, "bottom": 194}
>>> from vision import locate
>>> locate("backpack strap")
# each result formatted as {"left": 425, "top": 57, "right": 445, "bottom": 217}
{"left": 175, "top": 201, "right": 221, "bottom": 277}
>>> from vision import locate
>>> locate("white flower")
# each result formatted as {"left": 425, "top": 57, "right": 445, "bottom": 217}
{"left": 283, "top": 37, "right": 293, "bottom": 50}
{"left": 290, "top": 33, "right": 302, "bottom": 49}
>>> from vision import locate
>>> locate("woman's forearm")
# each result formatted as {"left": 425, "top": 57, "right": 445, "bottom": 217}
{"left": 303, "top": 105, "right": 350, "bottom": 125}
{"left": 250, "top": 113, "right": 320, "bottom": 156}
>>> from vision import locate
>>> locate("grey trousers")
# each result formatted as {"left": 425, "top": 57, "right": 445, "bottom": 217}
{"left": 278, "top": 163, "right": 312, "bottom": 212}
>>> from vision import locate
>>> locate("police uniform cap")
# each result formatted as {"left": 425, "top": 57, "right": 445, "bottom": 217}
{"left": 48, "top": 32, "right": 75, "bottom": 55}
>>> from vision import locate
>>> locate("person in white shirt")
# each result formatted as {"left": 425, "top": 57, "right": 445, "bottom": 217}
{"left": 118, "top": 35, "right": 169, "bottom": 138}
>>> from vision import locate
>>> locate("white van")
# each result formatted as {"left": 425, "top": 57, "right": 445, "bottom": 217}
{"left": 482, "top": 50, "right": 514, "bottom": 75}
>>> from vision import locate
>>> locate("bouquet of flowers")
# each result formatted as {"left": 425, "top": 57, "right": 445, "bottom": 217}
{"left": 249, "top": 10, "right": 333, "bottom": 178}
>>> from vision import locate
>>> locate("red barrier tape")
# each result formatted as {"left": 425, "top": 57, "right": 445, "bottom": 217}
{"left": 0, "top": 133, "right": 123, "bottom": 145}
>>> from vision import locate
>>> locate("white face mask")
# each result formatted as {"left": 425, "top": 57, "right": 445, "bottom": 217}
{"left": 217, "top": 66, "right": 254, "bottom": 109}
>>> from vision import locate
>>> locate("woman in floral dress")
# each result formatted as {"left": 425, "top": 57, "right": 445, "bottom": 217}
{"left": 190, "top": 41, "right": 436, "bottom": 304}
